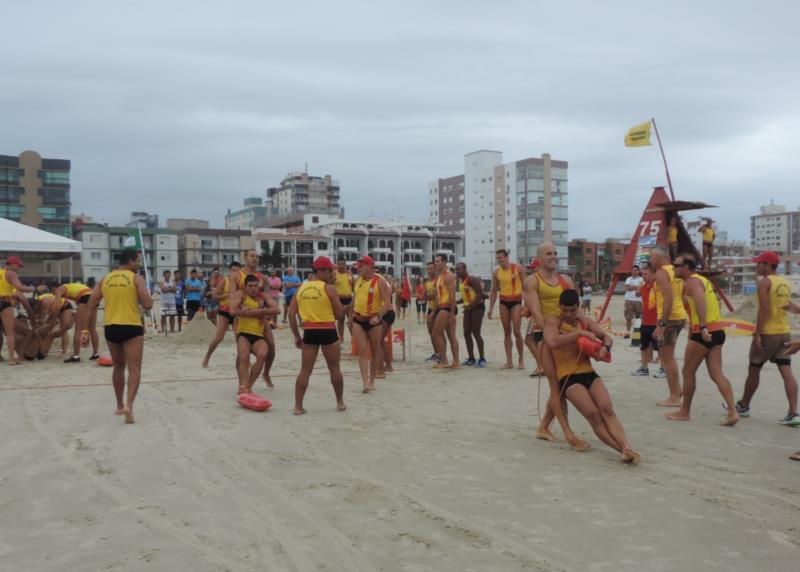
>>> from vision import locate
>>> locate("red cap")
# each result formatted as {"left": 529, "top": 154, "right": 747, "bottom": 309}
{"left": 527, "top": 257, "right": 541, "bottom": 270}
{"left": 752, "top": 251, "right": 780, "bottom": 265}
{"left": 359, "top": 255, "right": 375, "bottom": 267}
{"left": 312, "top": 256, "right": 335, "bottom": 270}
{"left": 6, "top": 256, "right": 23, "bottom": 267}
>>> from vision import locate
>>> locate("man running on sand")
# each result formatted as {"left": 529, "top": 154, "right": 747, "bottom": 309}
{"left": 289, "top": 256, "right": 346, "bottom": 414}
{"left": 202, "top": 261, "right": 239, "bottom": 368}
{"left": 432, "top": 254, "right": 459, "bottom": 369}
{"left": 88, "top": 249, "right": 153, "bottom": 424}
{"left": 230, "top": 249, "right": 279, "bottom": 389}
{"left": 650, "top": 245, "right": 686, "bottom": 407}
{"left": 455, "top": 262, "right": 486, "bottom": 367}
{"left": 735, "top": 251, "right": 799, "bottom": 426}
{"left": 544, "top": 289, "right": 640, "bottom": 464}
{"left": 664, "top": 254, "right": 739, "bottom": 426}
{"left": 0, "top": 256, "right": 35, "bottom": 365}
{"left": 524, "top": 243, "right": 588, "bottom": 450}
{"left": 350, "top": 255, "right": 393, "bottom": 392}
{"left": 230, "top": 274, "right": 278, "bottom": 395}
{"left": 488, "top": 249, "right": 525, "bottom": 369}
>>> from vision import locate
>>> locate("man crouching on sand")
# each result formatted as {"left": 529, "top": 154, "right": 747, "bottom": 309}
{"left": 544, "top": 289, "right": 640, "bottom": 464}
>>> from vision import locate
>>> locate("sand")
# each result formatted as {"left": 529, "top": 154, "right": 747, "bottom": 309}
{"left": 1, "top": 296, "right": 799, "bottom": 571}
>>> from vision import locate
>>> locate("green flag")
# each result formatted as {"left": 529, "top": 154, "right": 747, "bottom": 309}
{"left": 123, "top": 229, "right": 142, "bottom": 249}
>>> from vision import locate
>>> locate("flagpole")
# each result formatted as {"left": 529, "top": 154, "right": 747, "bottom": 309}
{"left": 651, "top": 117, "right": 675, "bottom": 202}
{"left": 136, "top": 226, "right": 158, "bottom": 331}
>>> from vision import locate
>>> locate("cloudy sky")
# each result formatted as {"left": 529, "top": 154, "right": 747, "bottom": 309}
{"left": 3, "top": 1, "right": 798, "bottom": 241}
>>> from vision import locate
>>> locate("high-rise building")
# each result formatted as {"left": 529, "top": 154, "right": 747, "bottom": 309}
{"left": 266, "top": 172, "right": 343, "bottom": 219}
{"left": 751, "top": 202, "right": 800, "bottom": 255}
{"left": 1, "top": 150, "right": 72, "bottom": 237}
{"left": 429, "top": 151, "right": 568, "bottom": 278}
{"left": 126, "top": 211, "right": 159, "bottom": 229}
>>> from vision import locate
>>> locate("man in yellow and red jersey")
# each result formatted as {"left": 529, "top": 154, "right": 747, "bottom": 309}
{"left": 333, "top": 256, "right": 354, "bottom": 345}
{"left": 230, "top": 273, "right": 277, "bottom": 395}
{"left": 289, "top": 256, "right": 346, "bottom": 415}
{"left": 432, "top": 254, "right": 459, "bottom": 369}
{"left": 0, "top": 256, "right": 35, "bottom": 365}
{"left": 202, "top": 261, "right": 240, "bottom": 368}
{"left": 665, "top": 254, "right": 739, "bottom": 426}
{"left": 488, "top": 249, "right": 525, "bottom": 369}
{"left": 736, "top": 251, "right": 798, "bottom": 426}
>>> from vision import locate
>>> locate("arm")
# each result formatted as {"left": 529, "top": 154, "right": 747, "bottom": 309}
{"left": 5, "top": 269, "right": 34, "bottom": 293}
{"left": 136, "top": 275, "right": 154, "bottom": 310}
{"left": 326, "top": 283, "right": 344, "bottom": 320}
{"left": 544, "top": 316, "right": 595, "bottom": 350}
{"left": 584, "top": 316, "right": 612, "bottom": 347}
{"left": 654, "top": 268, "right": 673, "bottom": 329}
{"left": 446, "top": 274, "right": 457, "bottom": 312}
{"left": 53, "top": 285, "right": 67, "bottom": 309}
{"left": 16, "top": 292, "right": 35, "bottom": 321}
{"left": 524, "top": 278, "right": 546, "bottom": 330}
{"left": 781, "top": 301, "right": 800, "bottom": 315}
{"left": 377, "top": 277, "right": 393, "bottom": 317}
{"left": 229, "top": 291, "right": 244, "bottom": 316}
{"left": 488, "top": 271, "right": 499, "bottom": 317}
{"left": 685, "top": 277, "right": 710, "bottom": 341}
{"left": 754, "top": 278, "right": 771, "bottom": 350}
{"left": 288, "top": 295, "right": 302, "bottom": 348}
{"left": 260, "top": 293, "right": 280, "bottom": 317}
{"left": 624, "top": 278, "right": 637, "bottom": 292}
{"left": 87, "top": 280, "right": 104, "bottom": 312}
{"left": 465, "top": 276, "right": 484, "bottom": 310}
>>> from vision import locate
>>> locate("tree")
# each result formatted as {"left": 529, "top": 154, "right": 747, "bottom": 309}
{"left": 260, "top": 241, "right": 286, "bottom": 270}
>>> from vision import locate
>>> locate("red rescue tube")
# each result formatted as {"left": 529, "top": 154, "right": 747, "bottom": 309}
{"left": 237, "top": 393, "right": 272, "bottom": 412}
{"left": 96, "top": 356, "right": 113, "bottom": 367}
{"left": 577, "top": 336, "right": 612, "bottom": 363}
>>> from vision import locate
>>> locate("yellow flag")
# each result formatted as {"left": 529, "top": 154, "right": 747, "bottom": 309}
{"left": 624, "top": 120, "right": 652, "bottom": 147}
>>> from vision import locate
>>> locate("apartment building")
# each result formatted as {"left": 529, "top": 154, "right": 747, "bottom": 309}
{"left": 177, "top": 228, "right": 254, "bottom": 277}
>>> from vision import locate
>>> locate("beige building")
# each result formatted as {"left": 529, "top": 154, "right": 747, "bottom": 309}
{"left": 1, "top": 150, "right": 71, "bottom": 238}
{"left": 177, "top": 228, "right": 254, "bottom": 277}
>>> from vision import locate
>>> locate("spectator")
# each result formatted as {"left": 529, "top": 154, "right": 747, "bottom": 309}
{"left": 174, "top": 270, "right": 184, "bottom": 332}
{"left": 623, "top": 265, "right": 644, "bottom": 338}
{"left": 282, "top": 267, "right": 302, "bottom": 323}
{"left": 184, "top": 268, "right": 205, "bottom": 321}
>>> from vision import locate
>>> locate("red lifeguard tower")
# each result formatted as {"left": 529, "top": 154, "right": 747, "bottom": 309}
{"left": 597, "top": 186, "right": 734, "bottom": 321}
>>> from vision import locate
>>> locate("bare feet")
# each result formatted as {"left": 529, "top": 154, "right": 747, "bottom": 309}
{"left": 665, "top": 410, "right": 690, "bottom": 421}
{"left": 8, "top": 359, "right": 23, "bottom": 366}
{"left": 449, "top": 362, "right": 460, "bottom": 370}
{"left": 375, "top": 372, "right": 386, "bottom": 379}
{"left": 790, "top": 451, "right": 800, "bottom": 461}
{"left": 433, "top": 361, "right": 450, "bottom": 369}
{"left": 621, "top": 447, "right": 640, "bottom": 464}
{"left": 385, "top": 365, "right": 393, "bottom": 372}
{"left": 114, "top": 407, "right": 124, "bottom": 416}
{"left": 337, "top": 402, "right": 347, "bottom": 411}
{"left": 123, "top": 407, "right": 134, "bottom": 424}
{"left": 535, "top": 428, "right": 559, "bottom": 442}
{"left": 293, "top": 408, "right": 306, "bottom": 416}
{"left": 201, "top": 356, "right": 210, "bottom": 368}
{"left": 237, "top": 385, "right": 248, "bottom": 395}
{"left": 263, "top": 374, "right": 274, "bottom": 389}
{"left": 656, "top": 398, "right": 682, "bottom": 407}
{"left": 720, "top": 413, "right": 740, "bottom": 427}
{"left": 566, "top": 435, "right": 591, "bottom": 451}
{"left": 500, "top": 363, "right": 513, "bottom": 369}
{"left": 517, "top": 361, "right": 525, "bottom": 369}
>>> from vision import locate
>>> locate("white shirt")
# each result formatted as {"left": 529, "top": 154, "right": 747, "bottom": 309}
{"left": 624, "top": 276, "right": 643, "bottom": 302}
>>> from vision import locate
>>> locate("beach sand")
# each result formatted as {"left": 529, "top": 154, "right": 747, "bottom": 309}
{"left": 1, "top": 296, "right": 799, "bottom": 571}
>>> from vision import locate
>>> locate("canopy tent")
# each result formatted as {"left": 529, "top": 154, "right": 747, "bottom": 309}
{"left": 0, "top": 217, "right": 81, "bottom": 253}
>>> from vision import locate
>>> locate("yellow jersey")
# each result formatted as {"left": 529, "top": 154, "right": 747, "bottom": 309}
{"left": 425, "top": 278, "right": 438, "bottom": 311}
{"left": 654, "top": 264, "right": 687, "bottom": 321}
{"left": 536, "top": 273, "right": 569, "bottom": 319}
{"left": 101, "top": 269, "right": 141, "bottom": 326}
{"left": 762, "top": 275, "right": 791, "bottom": 335}
{"left": 297, "top": 280, "right": 335, "bottom": 328}
{"left": 686, "top": 274, "right": 721, "bottom": 330}
{"left": 219, "top": 277, "right": 231, "bottom": 309}
{"left": 38, "top": 292, "right": 69, "bottom": 311}
{"left": 668, "top": 226, "right": 678, "bottom": 244}
{"left": 238, "top": 270, "right": 264, "bottom": 289}
{"left": 0, "top": 269, "right": 15, "bottom": 298}
{"left": 496, "top": 264, "right": 523, "bottom": 301}
{"left": 237, "top": 295, "right": 266, "bottom": 337}
{"left": 353, "top": 276, "right": 383, "bottom": 317}
{"left": 437, "top": 271, "right": 453, "bottom": 307}
{"left": 702, "top": 227, "right": 715, "bottom": 242}
{"left": 552, "top": 320, "right": 595, "bottom": 380}
{"left": 63, "top": 282, "right": 92, "bottom": 301}
{"left": 334, "top": 270, "right": 353, "bottom": 298}
{"left": 462, "top": 276, "right": 477, "bottom": 306}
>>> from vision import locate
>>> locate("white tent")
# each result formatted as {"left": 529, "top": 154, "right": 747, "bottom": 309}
{"left": 0, "top": 217, "right": 81, "bottom": 253}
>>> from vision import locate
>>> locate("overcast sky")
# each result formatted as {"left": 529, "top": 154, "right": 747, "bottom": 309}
{"left": 2, "top": 1, "right": 798, "bottom": 241}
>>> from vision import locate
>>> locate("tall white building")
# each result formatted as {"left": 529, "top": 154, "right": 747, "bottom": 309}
{"left": 751, "top": 202, "right": 800, "bottom": 254}
{"left": 430, "top": 151, "right": 568, "bottom": 278}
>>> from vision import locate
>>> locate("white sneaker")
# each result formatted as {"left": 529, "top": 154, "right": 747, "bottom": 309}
{"left": 653, "top": 368, "right": 668, "bottom": 379}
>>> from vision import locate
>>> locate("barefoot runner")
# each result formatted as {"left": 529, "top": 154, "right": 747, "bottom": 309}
{"left": 88, "top": 249, "right": 153, "bottom": 424}
{"left": 664, "top": 254, "right": 739, "bottom": 426}
{"left": 202, "top": 261, "right": 239, "bottom": 368}
{"left": 289, "top": 256, "right": 346, "bottom": 414}
{"left": 230, "top": 274, "right": 276, "bottom": 395}
{"left": 487, "top": 249, "right": 525, "bottom": 369}
{"left": 544, "top": 289, "right": 640, "bottom": 464}
{"left": 455, "top": 262, "right": 486, "bottom": 367}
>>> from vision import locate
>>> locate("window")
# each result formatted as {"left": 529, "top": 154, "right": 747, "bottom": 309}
{"left": 0, "top": 186, "right": 24, "bottom": 202}
{"left": 40, "top": 170, "right": 70, "bottom": 185}
{"left": 317, "top": 241, "right": 327, "bottom": 250}
{"left": 37, "top": 206, "right": 69, "bottom": 220}
{"left": 0, "top": 168, "right": 23, "bottom": 184}
{"left": 91, "top": 252, "right": 102, "bottom": 260}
